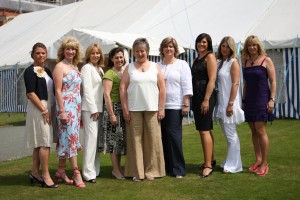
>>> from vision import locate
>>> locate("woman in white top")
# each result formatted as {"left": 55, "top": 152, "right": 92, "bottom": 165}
{"left": 215, "top": 36, "right": 244, "bottom": 173}
{"left": 120, "top": 38, "right": 166, "bottom": 181}
{"left": 81, "top": 44, "right": 105, "bottom": 183}
{"left": 157, "top": 37, "right": 193, "bottom": 178}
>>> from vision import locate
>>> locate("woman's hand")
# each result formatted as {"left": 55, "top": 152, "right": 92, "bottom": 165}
{"left": 110, "top": 115, "right": 117, "bottom": 125}
{"left": 59, "top": 112, "right": 68, "bottom": 125}
{"left": 226, "top": 105, "right": 234, "bottom": 117}
{"left": 267, "top": 100, "right": 275, "bottom": 113}
{"left": 201, "top": 100, "right": 209, "bottom": 115}
{"left": 43, "top": 112, "right": 51, "bottom": 125}
{"left": 91, "top": 112, "right": 99, "bottom": 121}
{"left": 182, "top": 106, "right": 189, "bottom": 116}
{"left": 157, "top": 109, "right": 165, "bottom": 121}
{"left": 123, "top": 111, "right": 130, "bottom": 123}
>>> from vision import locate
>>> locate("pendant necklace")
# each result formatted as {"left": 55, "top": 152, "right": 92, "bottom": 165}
{"left": 162, "top": 58, "right": 175, "bottom": 81}
{"left": 250, "top": 55, "right": 259, "bottom": 66}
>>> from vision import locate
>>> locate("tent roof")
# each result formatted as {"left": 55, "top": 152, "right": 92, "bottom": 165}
{"left": 0, "top": 0, "right": 299, "bottom": 70}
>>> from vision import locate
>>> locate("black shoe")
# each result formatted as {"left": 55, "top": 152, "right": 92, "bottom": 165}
{"left": 29, "top": 174, "right": 42, "bottom": 184}
{"left": 199, "top": 166, "right": 213, "bottom": 178}
{"left": 199, "top": 160, "right": 217, "bottom": 169}
{"left": 41, "top": 177, "right": 58, "bottom": 188}
{"left": 85, "top": 179, "right": 96, "bottom": 183}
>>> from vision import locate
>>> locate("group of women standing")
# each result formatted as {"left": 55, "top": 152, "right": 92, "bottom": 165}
{"left": 24, "top": 33, "right": 276, "bottom": 189}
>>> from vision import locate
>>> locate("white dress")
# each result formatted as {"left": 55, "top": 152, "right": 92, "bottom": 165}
{"left": 215, "top": 58, "right": 244, "bottom": 173}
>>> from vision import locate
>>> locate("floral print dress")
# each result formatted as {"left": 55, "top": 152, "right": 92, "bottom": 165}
{"left": 56, "top": 69, "right": 82, "bottom": 159}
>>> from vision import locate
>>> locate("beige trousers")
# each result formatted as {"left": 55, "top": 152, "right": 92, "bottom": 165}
{"left": 124, "top": 111, "right": 166, "bottom": 179}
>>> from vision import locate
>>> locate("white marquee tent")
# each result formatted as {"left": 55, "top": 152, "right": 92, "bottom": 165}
{"left": 0, "top": 0, "right": 299, "bottom": 118}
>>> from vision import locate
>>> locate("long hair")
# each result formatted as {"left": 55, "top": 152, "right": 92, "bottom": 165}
{"left": 84, "top": 43, "right": 104, "bottom": 66}
{"left": 216, "top": 36, "right": 237, "bottom": 60}
{"left": 57, "top": 37, "right": 83, "bottom": 66}
{"left": 241, "top": 35, "right": 266, "bottom": 62}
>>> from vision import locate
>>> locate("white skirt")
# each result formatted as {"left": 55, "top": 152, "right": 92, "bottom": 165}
{"left": 25, "top": 93, "right": 56, "bottom": 148}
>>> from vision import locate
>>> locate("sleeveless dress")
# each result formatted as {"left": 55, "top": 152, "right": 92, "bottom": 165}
{"left": 243, "top": 58, "right": 274, "bottom": 122}
{"left": 56, "top": 69, "right": 83, "bottom": 159}
{"left": 191, "top": 53, "right": 217, "bottom": 131}
{"left": 215, "top": 58, "right": 244, "bottom": 124}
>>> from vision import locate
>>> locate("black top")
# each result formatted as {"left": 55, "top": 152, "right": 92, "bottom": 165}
{"left": 24, "top": 65, "right": 53, "bottom": 100}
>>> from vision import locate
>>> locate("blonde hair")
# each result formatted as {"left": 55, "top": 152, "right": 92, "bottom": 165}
{"left": 159, "top": 37, "right": 180, "bottom": 58}
{"left": 216, "top": 36, "right": 237, "bottom": 60}
{"left": 241, "top": 35, "right": 266, "bottom": 62}
{"left": 84, "top": 43, "right": 105, "bottom": 66}
{"left": 57, "top": 37, "right": 83, "bottom": 66}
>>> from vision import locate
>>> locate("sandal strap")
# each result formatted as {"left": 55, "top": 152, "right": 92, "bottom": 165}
{"left": 202, "top": 166, "right": 212, "bottom": 169}
{"left": 73, "top": 167, "right": 81, "bottom": 175}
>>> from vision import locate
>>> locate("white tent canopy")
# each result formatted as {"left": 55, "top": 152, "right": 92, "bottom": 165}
{"left": 0, "top": 0, "right": 300, "bottom": 70}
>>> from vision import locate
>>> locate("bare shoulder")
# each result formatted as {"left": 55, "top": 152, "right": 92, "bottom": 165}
{"left": 206, "top": 53, "right": 216, "bottom": 60}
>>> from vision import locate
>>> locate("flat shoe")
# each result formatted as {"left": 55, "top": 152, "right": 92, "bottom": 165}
{"left": 133, "top": 177, "right": 141, "bottom": 182}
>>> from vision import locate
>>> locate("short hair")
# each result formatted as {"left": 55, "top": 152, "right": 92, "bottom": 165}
{"left": 195, "top": 33, "right": 213, "bottom": 53}
{"left": 216, "top": 36, "right": 237, "bottom": 60}
{"left": 57, "top": 37, "right": 83, "bottom": 66}
{"left": 30, "top": 42, "right": 47, "bottom": 59}
{"left": 132, "top": 38, "right": 150, "bottom": 54}
{"left": 242, "top": 35, "right": 266, "bottom": 62}
{"left": 84, "top": 43, "right": 105, "bottom": 66}
{"left": 107, "top": 47, "right": 125, "bottom": 68}
{"left": 159, "top": 37, "right": 180, "bottom": 58}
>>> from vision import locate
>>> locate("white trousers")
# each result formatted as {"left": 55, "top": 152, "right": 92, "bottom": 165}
{"left": 220, "top": 120, "right": 243, "bottom": 173}
{"left": 82, "top": 111, "right": 100, "bottom": 180}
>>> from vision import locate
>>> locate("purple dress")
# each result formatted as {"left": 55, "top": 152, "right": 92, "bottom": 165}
{"left": 243, "top": 58, "right": 274, "bottom": 122}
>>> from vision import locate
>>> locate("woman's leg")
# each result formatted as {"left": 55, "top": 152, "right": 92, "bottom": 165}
{"left": 39, "top": 147, "right": 55, "bottom": 185}
{"left": 70, "top": 156, "right": 85, "bottom": 187}
{"left": 248, "top": 122, "right": 262, "bottom": 165}
{"left": 111, "top": 153, "right": 124, "bottom": 178}
{"left": 199, "top": 130, "right": 213, "bottom": 176}
{"left": 254, "top": 122, "right": 269, "bottom": 169}
{"left": 31, "top": 147, "right": 42, "bottom": 181}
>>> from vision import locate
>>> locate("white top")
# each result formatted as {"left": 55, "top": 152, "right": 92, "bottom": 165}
{"left": 127, "top": 62, "right": 159, "bottom": 111}
{"left": 157, "top": 59, "right": 193, "bottom": 109}
{"left": 80, "top": 63, "right": 104, "bottom": 113}
{"left": 215, "top": 58, "right": 245, "bottom": 124}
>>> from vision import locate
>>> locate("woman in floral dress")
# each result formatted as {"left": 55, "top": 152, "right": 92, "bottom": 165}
{"left": 53, "top": 37, "right": 85, "bottom": 187}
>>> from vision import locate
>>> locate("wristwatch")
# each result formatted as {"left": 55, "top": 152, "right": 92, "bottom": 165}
{"left": 270, "top": 97, "right": 275, "bottom": 102}
{"left": 228, "top": 101, "right": 234, "bottom": 106}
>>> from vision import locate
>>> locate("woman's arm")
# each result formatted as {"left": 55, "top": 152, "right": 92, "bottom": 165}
{"left": 119, "top": 66, "right": 130, "bottom": 123}
{"left": 103, "top": 78, "right": 117, "bottom": 125}
{"left": 156, "top": 64, "right": 166, "bottom": 120}
{"left": 53, "top": 63, "right": 67, "bottom": 125}
{"left": 201, "top": 53, "right": 217, "bottom": 114}
{"left": 227, "top": 59, "right": 240, "bottom": 116}
{"left": 266, "top": 57, "right": 276, "bottom": 113}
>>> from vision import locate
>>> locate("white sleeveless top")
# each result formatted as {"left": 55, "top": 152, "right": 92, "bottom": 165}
{"left": 215, "top": 58, "right": 245, "bottom": 124}
{"left": 127, "top": 62, "right": 159, "bottom": 111}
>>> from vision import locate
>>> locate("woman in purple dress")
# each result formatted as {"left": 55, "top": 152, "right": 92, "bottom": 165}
{"left": 242, "top": 35, "right": 276, "bottom": 176}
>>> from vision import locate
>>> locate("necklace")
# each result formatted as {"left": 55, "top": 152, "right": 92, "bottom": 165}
{"left": 162, "top": 58, "right": 176, "bottom": 81}
{"left": 63, "top": 59, "right": 79, "bottom": 73}
{"left": 113, "top": 67, "right": 123, "bottom": 78}
{"left": 250, "top": 55, "right": 259, "bottom": 66}
{"left": 90, "top": 62, "right": 104, "bottom": 78}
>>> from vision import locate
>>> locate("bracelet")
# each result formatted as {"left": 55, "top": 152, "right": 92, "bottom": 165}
{"left": 59, "top": 113, "right": 66, "bottom": 118}
{"left": 228, "top": 101, "right": 234, "bottom": 106}
{"left": 159, "top": 107, "right": 164, "bottom": 110}
{"left": 41, "top": 109, "right": 48, "bottom": 115}
{"left": 270, "top": 97, "right": 275, "bottom": 102}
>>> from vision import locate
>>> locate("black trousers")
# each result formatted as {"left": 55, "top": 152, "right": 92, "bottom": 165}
{"left": 161, "top": 109, "right": 186, "bottom": 176}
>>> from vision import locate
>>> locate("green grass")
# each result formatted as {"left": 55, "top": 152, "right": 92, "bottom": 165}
{"left": 0, "top": 113, "right": 26, "bottom": 126}
{"left": 0, "top": 119, "right": 299, "bottom": 200}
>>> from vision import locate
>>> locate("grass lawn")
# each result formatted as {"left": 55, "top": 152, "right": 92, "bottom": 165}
{"left": 0, "top": 113, "right": 26, "bottom": 126}
{"left": 0, "top": 119, "right": 299, "bottom": 200}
